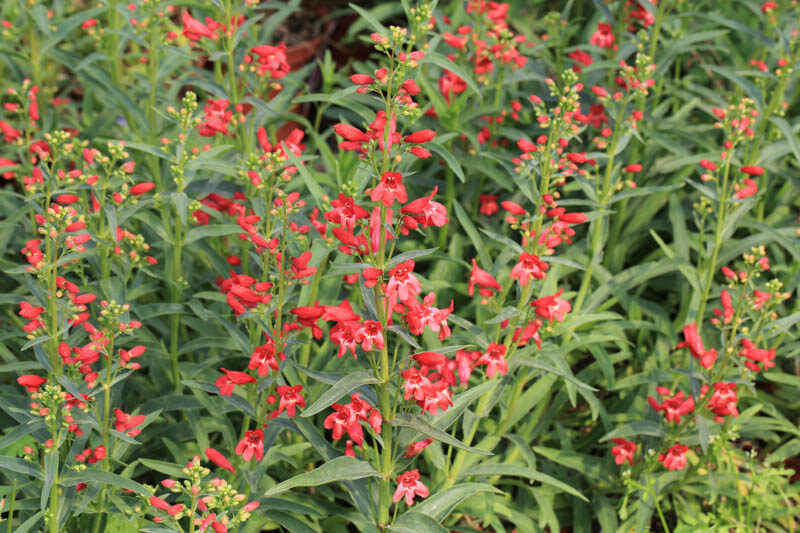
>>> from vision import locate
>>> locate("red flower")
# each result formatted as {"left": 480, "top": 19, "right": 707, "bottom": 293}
{"left": 290, "top": 251, "right": 317, "bottom": 279}
{"left": 659, "top": 444, "right": 689, "bottom": 471}
{"left": 198, "top": 99, "right": 232, "bottom": 137}
{"left": 567, "top": 49, "right": 593, "bottom": 72}
{"left": 610, "top": 438, "right": 636, "bottom": 466}
{"left": 275, "top": 385, "right": 306, "bottom": 417}
{"left": 130, "top": 182, "right": 155, "bottom": 196}
{"left": 182, "top": 11, "right": 219, "bottom": 41}
{"left": 590, "top": 23, "right": 615, "bottom": 49}
{"left": 403, "top": 129, "right": 436, "bottom": 144}
{"left": 386, "top": 260, "right": 422, "bottom": 303}
{"left": 476, "top": 343, "right": 507, "bottom": 378}
{"left": 393, "top": 469, "right": 429, "bottom": 505}
{"left": 368, "top": 172, "right": 408, "bottom": 207}
{"left": 479, "top": 195, "right": 499, "bottom": 216}
{"left": 405, "top": 438, "right": 434, "bottom": 457}
{"left": 510, "top": 253, "right": 549, "bottom": 287}
{"left": 17, "top": 374, "right": 47, "bottom": 392}
{"left": 648, "top": 389, "right": 695, "bottom": 424}
{"left": 740, "top": 165, "right": 764, "bottom": 176}
{"left": 19, "top": 301, "right": 44, "bottom": 319}
{"left": 355, "top": 320, "right": 384, "bottom": 351}
{"left": 248, "top": 342, "right": 280, "bottom": 376}
{"left": 250, "top": 43, "right": 290, "bottom": 78}
{"left": 501, "top": 201, "right": 526, "bottom": 215}
{"left": 215, "top": 368, "right": 256, "bottom": 396}
{"left": 469, "top": 259, "right": 502, "bottom": 299}
{"left": 706, "top": 382, "right": 739, "bottom": 421}
{"left": 676, "top": 323, "right": 717, "bottom": 369}
{"left": 735, "top": 178, "right": 758, "bottom": 199}
{"left": 400, "top": 187, "right": 448, "bottom": 229}
{"left": 236, "top": 429, "right": 264, "bottom": 462}
{"left": 205, "top": 447, "right": 235, "bottom": 473}
{"left": 113, "top": 409, "right": 146, "bottom": 437}
{"left": 739, "top": 338, "right": 776, "bottom": 371}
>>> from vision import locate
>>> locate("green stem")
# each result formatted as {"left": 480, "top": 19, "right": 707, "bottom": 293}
{"left": 6, "top": 479, "right": 17, "bottom": 533}
{"left": 695, "top": 153, "right": 733, "bottom": 330}
{"left": 573, "top": 99, "right": 629, "bottom": 313}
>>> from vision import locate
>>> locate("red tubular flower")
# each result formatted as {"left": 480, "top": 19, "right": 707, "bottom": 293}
{"left": 250, "top": 43, "right": 290, "bottom": 78}
{"left": 479, "top": 195, "right": 499, "bottom": 216}
{"left": 676, "top": 323, "right": 717, "bottom": 369}
{"left": 386, "top": 260, "right": 421, "bottom": 303}
{"left": 659, "top": 444, "right": 689, "bottom": 471}
{"left": 275, "top": 385, "right": 305, "bottom": 417}
{"left": 405, "top": 438, "right": 434, "bottom": 457}
{"left": 590, "top": 22, "right": 615, "bottom": 49}
{"left": 740, "top": 165, "right": 764, "bottom": 176}
{"left": 739, "top": 338, "right": 776, "bottom": 371}
{"left": 182, "top": 11, "right": 218, "bottom": 41}
{"left": 501, "top": 201, "right": 526, "bottom": 215}
{"left": 510, "top": 252, "right": 548, "bottom": 286}
{"left": 19, "top": 301, "right": 44, "bottom": 320}
{"left": 17, "top": 374, "right": 47, "bottom": 392}
{"left": 401, "top": 187, "right": 448, "bottom": 229}
{"left": 350, "top": 74, "right": 374, "bottom": 85}
{"left": 712, "top": 290, "right": 735, "bottom": 324}
{"left": 334, "top": 123, "right": 370, "bottom": 143}
{"left": 204, "top": 448, "right": 235, "bottom": 473}
{"left": 706, "top": 382, "right": 739, "bottom": 421}
{"left": 393, "top": 469, "right": 429, "bottom": 505}
{"left": 403, "top": 129, "right": 436, "bottom": 144}
{"left": 368, "top": 172, "right": 408, "bottom": 207}
{"left": 248, "top": 341, "right": 280, "bottom": 376}
{"left": 735, "top": 178, "right": 758, "bottom": 199}
{"left": 469, "top": 259, "right": 502, "bottom": 298}
{"left": 610, "top": 438, "right": 636, "bottom": 466}
{"left": 648, "top": 390, "right": 695, "bottom": 424}
{"left": 476, "top": 343, "right": 507, "bottom": 378}
{"left": 113, "top": 409, "right": 146, "bottom": 437}
{"left": 355, "top": 320, "right": 384, "bottom": 351}
{"left": 215, "top": 368, "right": 256, "bottom": 396}
{"left": 290, "top": 251, "right": 316, "bottom": 279}
{"left": 130, "top": 182, "right": 155, "bottom": 196}
{"left": 150, "top": 496, "right": 171, "bottom": 511}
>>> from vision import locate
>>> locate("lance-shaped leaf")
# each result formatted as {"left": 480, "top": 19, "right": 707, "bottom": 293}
{"left": 460, "top": 463, "right": 587, "bottom": 502}
{"left": 264, "top": 456, "right": 381, "bottom": 496}
{"left": 60, "top": 468, "right": 150, "bottom": 496}
{"left": 301, "top": 371, "right": 380, "bottom": 417}
{"left": 391, "top": 413, "right": 492, "bottom": 455}
{"left": 410, "top": 483, "right": 502, "bottom": 522}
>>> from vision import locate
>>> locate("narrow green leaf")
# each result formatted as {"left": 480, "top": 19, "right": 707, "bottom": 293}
{"left": 454, "top": 201, "right": 491, "bottom": 267}
{"left": 60, "top": 468, "right": 150, "bottom": 496}
{"left": 301, "top": 372, "right": 380, "bottom": 417}
{"left": 264, "top": 456, "right": 381, "bottom": 496}
{"left": 411, "top": 483, "right": 502, "bottom": 522}
{"left": 391, "top": 512, "right": 449, "bottom": 532}
{"left": 461, "top": 463, "right": 587, "bottom": 501}
{"left": 387, "top": 247, "right": 439, "bottom": 269}
{"left": 392, "top": 413, "right": 492, "bottom": 455}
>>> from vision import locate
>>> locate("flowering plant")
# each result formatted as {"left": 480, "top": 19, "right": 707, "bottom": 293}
{"left": 0, "top": 0, "right": 799, "bottom": 532}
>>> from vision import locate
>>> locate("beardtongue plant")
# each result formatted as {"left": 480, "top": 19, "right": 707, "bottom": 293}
{"left": 1, "top": 0, "right": 800, "bottom": 532}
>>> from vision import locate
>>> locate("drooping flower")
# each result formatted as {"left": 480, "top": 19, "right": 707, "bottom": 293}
{"left": 405, "top": 438, "right": 434, "bottom": 458}
{"left": 215, "top": 368, "right": 256, "bottom": 396}
{"left": 468, "top": 259, "right": 502, "bottom": 299}
{"left": 530, "top": 289, "right": 570, "bottom": 324}
{"left": 510, "top": 252, "right": 548, "bottom": 286}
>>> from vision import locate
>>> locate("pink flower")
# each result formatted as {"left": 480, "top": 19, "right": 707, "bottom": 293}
{"left": 355, "top": 320, "right": 384, "bottom": 351}
{"left": 235, "top": 429, "right": 264, "bottom": 462}
{"left": 392, "top": 469, "right": 429, "bottom": 505}
{"left": 386, "top": 260, "right": 421, "bottom": 303}
{"left": 659, "top": 444, "right": 689, "bottom": 471}
{"left": 530, "top": 289, "right": 570, "bottom": 324}
{"left": 610, "top": 438, "right": 636, "bottom": 466}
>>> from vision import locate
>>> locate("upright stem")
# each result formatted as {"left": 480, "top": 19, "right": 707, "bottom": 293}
{"left": 47, "top": 430, "right": 59, "bottom": 533}
{"left": 695, "top": 153, "right": 733, "bottom": 330}
{"left": 574, "top": 100, "right": 629, "bottom": 313}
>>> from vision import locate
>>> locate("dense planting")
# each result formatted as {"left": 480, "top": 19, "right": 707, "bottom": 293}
{"left": 0, "top": 0, "right": 799, "bottom": 532}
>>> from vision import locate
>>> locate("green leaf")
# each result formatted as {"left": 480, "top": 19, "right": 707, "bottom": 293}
{"left": 139, "top": 458, "right": 189, "bottom": 479}
{"left": 284, "top": 149, "right": 326, "bottom": 210}
{"left": 411, "top": 483, "right": 502, "bottom": 522}
{"left": 461, "top": 463, "right": 587, "bottom": 501}
{"left": 264, "top": 456, "right": 381, "bottom": 496}
{"left": 60, "top": 468, "right": 150, "bottom": 496}
{"left": 454, "top": 201, "right": 491, "bottom": 268}
{"left": 391, "top": 413, "right": 492, "bottom": 455}
{"left": 599, "top": 421, "right": 666, "bottom": 442}
{"left": 514, "top": 356, "right": 597, "bottom": 391}
{"left": 391, "top": 512, "right": 449, "bottom": 533}
{"left": 184, "top": 224, "right": 243, "bottom": 245}
{"left": 387, "top": 247, "right": 439, "bottom": 269}
{"left": 0, "top": 456, "right": 44, "bottom": 479}
{"left": 301, "top": 371, "right": 380, "bottom": 417}
{"left": 426, "top": 142, "right": 465, "bottom": 183}
{"left": 422, "top": 52, "right": 482, "bottom": 99}
{"left": 269, "top": 511, "right": 317, "bottom": 533}
{"left": 41, "top": 450, "right": 58, "bottom": 509}
{"left": 770, "top": 117, "right": 800, "bottom": 164}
